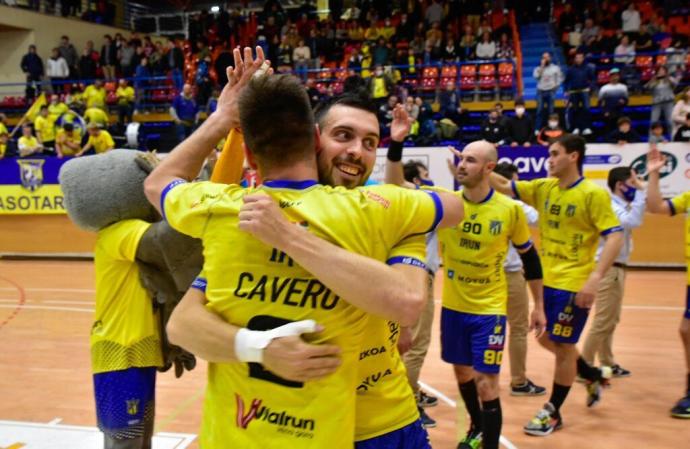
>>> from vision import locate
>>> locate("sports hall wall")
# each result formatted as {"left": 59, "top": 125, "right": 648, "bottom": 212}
{"left": 0, "top": 5, "right": 132, "bottom": 83}
{"left": 0, "top": 144, "right": 686, "bottom": 265}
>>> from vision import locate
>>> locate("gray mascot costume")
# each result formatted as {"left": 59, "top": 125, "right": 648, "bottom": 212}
{"left": 59, "top": 150, "right": 202, "bottom": 449}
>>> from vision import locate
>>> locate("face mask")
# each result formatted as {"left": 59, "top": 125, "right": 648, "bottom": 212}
{"left": 548, "top": 121, "right": 558, "bottom": 128}
{"left": 420, "top": 179, "right": 434, "bottom": 186}
{"left": 621, "top": 184, "right": 636, "bottom": 202}
{"left": 515, "top": 107, "right": 525, "bottom": 116}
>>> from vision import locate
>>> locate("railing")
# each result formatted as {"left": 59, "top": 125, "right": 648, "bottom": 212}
{"left": 583, "top": 50, "right": 690, "bottom": 91}
{"left": 2, "top": 0, "right": 125, "bottom": 28}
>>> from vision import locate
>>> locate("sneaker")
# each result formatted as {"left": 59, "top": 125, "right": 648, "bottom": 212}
{"left": 524, "top": 402, "right": 562, "bottom": 436}
{"left": 575, "top": 375, "right": 587, "bottom": 384}
{"left": 457, "top": 427, "right": 482, "bottom": 449}
{"left": 586, "top": 366, "right": 613, "bottom": 408}
{"left": 611, "top": 364, "right": 631, "bottom": 378}
{"left": 417, "top": 390, "right": 439, "bottom": 408}
{"left": 582, "top": 128, "right": 593, "bottom": 135}
{"left": 511, "top": 379, "right": 547, "bottom": 396}
{"left": 572, "top": 128, "right": 580, "bottom": 135}
{"left": 670, "top": 396, "right": 690, "bottom": 419}
{"left": 418, "top": 407, "right": 437, "bottom": 428}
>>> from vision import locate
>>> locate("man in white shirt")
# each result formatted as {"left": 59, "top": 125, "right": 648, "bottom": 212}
{"left": 494, "top": 163, "right": 547, "bottom": 396}
{"left": 581, "top": 166, "right": 646, "bottom": 377}
{"left": 621, "top": 3, "right": 641, "bottom": 34}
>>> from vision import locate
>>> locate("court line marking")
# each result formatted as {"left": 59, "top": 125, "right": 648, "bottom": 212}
{"left": 0, "top": 299, "right": 92, "bottom": 305}
{"left": 0, "top": 276, "right": 26, "bottom": 329}
{"left": 155, "top": 387, "right": 205, "bottom": 434}
{"left": 47, "top": 418, "right": 62, "bottom": 425}
{"left": 418, "top": 381, "right": 518, "bottom": 449}
{"left": 0, "top": 287, "right": 94, "bottom": 293}
{"left": 0, "top": 304, "right": 93, "bottom": 313}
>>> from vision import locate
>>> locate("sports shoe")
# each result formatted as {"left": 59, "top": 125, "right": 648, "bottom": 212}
{"left": 586, "top": 366, "right": 613, "bottom": 408}
{"left": 417, "top": 390, "right": 439, "bottom": 408}
{"left": 582, "top": 128, "right": 593, "bottom": 135}
{"left": 418, "top": 407, "right": 437, "bottom": 428}
{"left": 511, "top": 379, "right": 547, "bottom": 396}
{"left": 524, "top": 402, "right": 563, "bottom": 436}
{"left": 611, "top": 364, "right": 631, "bottom": 378}
{"left": 457, "top": 427, "right": 482, "bottom": 449}
{"left": 670, "top": 396, "right": 690, "bottom": 419}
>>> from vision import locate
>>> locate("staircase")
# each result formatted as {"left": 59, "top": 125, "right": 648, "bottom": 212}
{"left": 520, "top": 22, "right": 566, "bottom": 100}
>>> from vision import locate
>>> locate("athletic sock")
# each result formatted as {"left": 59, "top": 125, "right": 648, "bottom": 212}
{"left": 577, "top": 356, "right": 601, "bottom": 381}
{"left": 548, "top": 383, "right": 571, "bottom": 417}
{"left": 458, "top": 380, "right": 483, "bottom": 431}
{"left": 481, "top": 398, "right": 502, "bottom": 449}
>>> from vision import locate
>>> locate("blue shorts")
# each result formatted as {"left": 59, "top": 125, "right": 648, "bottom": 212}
{"left": 544, "top": 286, "right": 590, "bottom": 344}
{"left": 440, "top": 308, "right": 506, "bottom": 374}
{"left": 355, "top": 419, "right": 430, "bottom": 449}
{"left": 93, "top": 367, "right": 156, "bottom": 439}
{"left": 685, "top": 286, "right": 690, "bottom": 319}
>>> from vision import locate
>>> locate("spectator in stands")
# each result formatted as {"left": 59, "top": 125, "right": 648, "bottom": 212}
{"left": 443, "top": 38, "right": 459, "bottom": 61}
{"left": 564, "top": 51, "right": 595, "bottom": 135}
{"left": 166, "top": 39, "right": 185, "bottom": 91}
{"left": 496, "top": 33, "right": 515, "bottom": 60}
{"left": 195, "top": 55, "right": 213, "bottom": 108}
{"left": 46, "top": 48, "right": 69, "bottom": 95}
{"left": 79, "top": 47, "right": 98, "bottom": 81}
{"left": 133, "top": 57, "right": 150, "bottom": 113}
{"left": 396, "top": 13, "right": 415, "bottom": 42}
{"left": 21, "top": 45, "right": 44, "bottom": 101}
{"left": 410, "top": 35, "right": 426, "bottom": 58}
{"left": 347, "top": 48, "right": 363, "bottom": 71}
{"left": 115, "top": 79, "right": 134, "bottom": 129}
{"left": 459, "top": 25, "right": 476, "bottom": 60}
{"left": 76, "top": 123, "right": 114, "bottom": 156}
{"left": 18, "top": 124, "right": 44, "bottom": 157}
{"left": 100, "top": 35, "right": 117, "bottom": 81}
{"left": 373, "top": 37, "right": 391, "bottom": 66}
{"left": 494, "top": 16, "right": 511, "bottom": 41}
{"left": 533, "top": 52, "right": 563, "bottom": 132}
{"left": 506, "top": 99, "right": 534, "bottom": 147}
{"left": 364, "top": 20, "right": 379, "bottom": 42}
{"left": 34, "top": 105, "right": 57, "bottom": 150}
{"left": 635, "top": 24, "right": 656, "bottom": 53}
{"left": 537, "top": 113, "right": 565, "bottom": 145}
{"left": 0, "top": 131, "right": 11, "bottom": 159}
{"left": 607, "top": 116, "right": 641, "bottom": 144}
{"left": 581, "top": 18, "right": 599, "bottom": 44}
{"left": 368, "top": 65, "right": 394, "bottom": 104}
{"left": 58, "top": 35, "right": 79, "bottom": 79}
{"left": 84, "top": 106, "right": 109, "bottom": 128}
{"left": 405, "top": 95, "right": 420, "bottom": 122}
{"left": 621, "top": 3, "right": 641, "bottom": 35}
{"left": 646, "top": 65, "right": 678, "bottom": 138}
{"left": 83, "top": 79, "right": 106, "bottom": 110}
{"left": 476, "top": 19, "right": 493, "bottom": 38}
{"left": 480, "top": 109, "right": 507, "bottom": 146}
{"left": 206, "top": 88, "right": 220, "bottom": 115}
{"left": 672, "top": 88, "right": 690, "bottom": 137}
{"left": 666, "top": 39, "right": 687, "bottom": 75}
{"left": 293, "top": 39, "right": 311, "bottom": 80}
{"left": 648, "top": 121, "right": 668, "bottom": 145}
{"left": 425, "top": 0, "right": 444, "bottom": 26}
{"left": 673, "top": 113, "right": 690, "bottom": 142}
{"left": 378, "top": 95, "right": 398, "bottom": 139}
{"left": 614, "top": 35, "right": 635, "bottom": 65}
{"left": 170, "top": 83, "right": 200, "bottom": 141}
{"left": 425, "top": 22, "right": 443, "bottom": 57}
{"left": 47, "top": 94, "right": 69, "bottom": 122}
{"left": 475, "top": 32, "right": 497, "bottom": 60}
{"left": 118, "top": 40, "right": 135, "bottom": 78}
{"left": 558, "top": 3, "right": 578, "bottom": 36}
{"left": 440, "top": 81, "right": 463, "bottom": 126}
{"left": 55, "top": 122, "right": 82, "bottom": 158}
{"left": 598, "top": 68, "right": 629, "bottom": 132}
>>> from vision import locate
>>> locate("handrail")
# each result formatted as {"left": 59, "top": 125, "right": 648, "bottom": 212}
{"left": 510, "top": 10, "right": 523, "bottom": 96}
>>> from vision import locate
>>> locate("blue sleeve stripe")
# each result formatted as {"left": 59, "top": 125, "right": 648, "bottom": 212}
{"left": 513, "top": 239, "right": 532, "bottom": 250}
{"left": 667, "top": 199, "right": 677, "bottom": 216}
{"left": 425, "top": 190, "right": 444, "bottom": 232}
{"left": 600, "top": 226, "right": 624, "bottom": 236}
{"left": 511, "top": 180, "right": 520, "bottom": 200}
{"left": 191, "top": 277, "right": 207, "bottom": 292}
{"left": 160, "top": 179, "right": 187, "bottom": 222}
{"left": 386, "top": 256, "right": 428, "bottom": 271}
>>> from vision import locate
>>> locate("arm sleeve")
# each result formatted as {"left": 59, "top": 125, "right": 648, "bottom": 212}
{"left": 386, "top": 234, "right": 428, "bottom": 271}
{"left": 162, "top": 180, "right": 231, "bottom": 238}
{"left": 511, "top": 179, "right": 539, "bottom": 205}
{"left": 589, "top": 188, "right": 623, "bottom": 235}
{"left": 99, "top": 219, "right": 152, "bottom": 262}
{"left": 616, "top": 190, "right": 646, "bottom": 229}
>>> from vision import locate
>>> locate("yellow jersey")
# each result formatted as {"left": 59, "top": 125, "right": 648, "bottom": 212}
{"left": 48, "top": 102, "right": 69, "bottom": 121}
{"left": 0, "top": 142, "right": 6, "bottom": 158}
{"left": 439, "top": 188, "right": 531, "bottom": 315}
{"left": 87, "top": 130, "right": 115, "bottom": 153}
{"left": 34, "top": 115, "right": 56, "bottom": 142}
{"left": 18, "top": 136, "right": 40, "bottom": 152}
{"left": 56, "top": 128, "right": 82, "bottom": 155}
{"left": 84, "top": 107, "right": 109, "bottom": 126}
{"left": 669, "top": 191, "right": 690, "bottom": 285}
{"left": 0, "top": 122, "right": 7, "bottom": 135}
{"left": 513, "top": 177, "right": 622, "bottom": 292}
{"left": 164, "top": 180, "right": 442, "bottom": 449}
{"left": 91, "top": 220, "right": 163, "bottom": 374}
{"left": 83, "top": 85, "right": 107, "bottom": 109}
{"left": 116, "top": 86, "right": 135, "bottom": 104}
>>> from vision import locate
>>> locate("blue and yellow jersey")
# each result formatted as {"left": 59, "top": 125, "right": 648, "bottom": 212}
{"left": 355, "top": 235, "right": 426, "bottom": 441}
{"left": 668, "top": 191, "right": 690, "bottom": 285}
{"left": 438, "top": 188, "right": 531, "bottom": 315}
{"left": 513, "top": 177, "right": 622, "bottom": 292}
{"left": 91, "top": 219, "right": 163, "bottom": 374}
{"left": 163, "top": 180, "right": 442, "bottom": 449}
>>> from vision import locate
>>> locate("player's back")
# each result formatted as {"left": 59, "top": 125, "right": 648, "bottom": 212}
{"left": 163, "top": 180, "right": 441, "bottom": 449}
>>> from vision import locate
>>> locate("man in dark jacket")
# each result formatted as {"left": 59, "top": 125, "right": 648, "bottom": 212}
{"left": 21, "top": 45, "right": 44, "bottom": 101}
{"left": 505, "top": 99, "right": 534, "bottom": 146}
{"left": 100, "top": 35, "right": 118, "bottom": 81}
{"left": 564, "top": 52, "right": 595, "bottom": 135}
{"left": 166, "top": 39, "right": 185, "bottom": 91}
{"left": 481, "top": 110, "right": 507, "bottom": 145}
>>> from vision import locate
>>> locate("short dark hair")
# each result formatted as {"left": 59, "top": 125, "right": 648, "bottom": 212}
{"left": 650, "top": 121, "right": 663, "bottom": 129}
{"left": 239, "top": 75, "right": 315, "bottom": 168}
{"left": 556, "top": 134, "right": 586, "bottom": 173}
{"left": 607, "top": 166, "right": 632, "bottom": 192}
{"left": 40, "top": 105, "right": 48, "bottom": 111}
{"left": 493, "top": 162, "right": 518, "bottom": 180}
{"left": 403, "top": 160, "right": 428, "bottom": 183}
{"left": 63, "top": 123, "right": 74, "bottom": 132}
{"left": 313, "top": 89, "right": 378, "bottom": 129}
{"left": 617, "top": 116, "right": 631, "bottom": 125}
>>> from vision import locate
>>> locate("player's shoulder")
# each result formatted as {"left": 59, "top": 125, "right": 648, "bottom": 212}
{"left": 577, "top": 178, "right": 610, "bottom": 198}
{"left": 170, "top": 180, "right": 245, "bottom": 211}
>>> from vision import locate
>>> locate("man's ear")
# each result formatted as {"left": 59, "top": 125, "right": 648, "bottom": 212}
{"left": 314, "top": 124, "right": 322, "bottom": 154}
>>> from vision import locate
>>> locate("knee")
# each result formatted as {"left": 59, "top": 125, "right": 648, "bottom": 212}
{"left": 554, "top": 343, "right": 577, "bottom": 361}
{"left": 680, "top": 320, "right": 690, "bottom": 340}
{"left": 454, "top": 366, "right": 474, "bottom": 384}
{"left": 475, "top": 374, "right": 499, "bottom": 401}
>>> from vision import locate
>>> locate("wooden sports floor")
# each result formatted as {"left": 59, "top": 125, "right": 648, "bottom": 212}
{"left": 1, "top": 259, "right": 689, "bottom": 448}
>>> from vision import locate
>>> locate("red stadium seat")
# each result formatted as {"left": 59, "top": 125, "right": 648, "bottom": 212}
{"left": 460, "top": 75, "right": 476, "bottom": 90}
{"left": 440, "top": 77, "right": 456, "bottom": 87}
{"left": 640, "top": 67, "right": 655, "bottom": 82}
{"left": 441, "top": 65, "right": 458, "bottom": 78}
{"left": 498, "top": 62, "right": 514, "bottom": 75}
{"left": 460, "top": 65, "right": 477, "bottom": 77}
{"left": 479, "top": 64, "right": 495, "bottom": 76}
{"left": 597, "top": 70, "right": 610, "bottom": 85}
{"left": 331, "top": 81, "right": 344, "bottom": 94}
{"left": 635, "top": 55, "right": 653, "bottom": 68}
{"left": 498, "top": 74, "right": 514, "bottom": 88}
{"left": 478, "top": 75, "right": 496, "bottom": 89}
{"left": 404, "top": 77, "right": 419, "bottom": 89}
{"left": 655, "top": 54, "right": 667, "bottom": 67}
{"left": 422, "top": 66, "right": 438, "bottom": 79}
{"left": 420, "top": 77, "right": 437, "bottom": 91}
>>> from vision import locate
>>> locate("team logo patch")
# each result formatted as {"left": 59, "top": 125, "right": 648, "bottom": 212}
{"left": 236, "top": 394, "right": 263, "bottom": 429}
{"left": 489, "top": 220, "right": 503, "bottom": 235}
{"left": 447, "top": 269, "right": 455, "bottom": 279}
{"left": 566, "top": 204, "right": 577, "bottom": 217}
{"left": 126, "top": 399, "right": 139, "bottom": 415}
{"left": 470, "top": 213, "right": 478, "bottom": 220}
{"left": 17, "top": 159, "right": 44, "bottom": 192}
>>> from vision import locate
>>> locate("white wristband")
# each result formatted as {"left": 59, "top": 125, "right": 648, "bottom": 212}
{"left": 234, "top": 319, "right": 319, "bottom": 364}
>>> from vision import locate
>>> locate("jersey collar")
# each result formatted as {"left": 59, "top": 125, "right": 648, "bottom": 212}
{"left": 567, "top": 177, "right": 585, "bottom": 189}
{"left": 463, "top": 188, "right": 494, "bottom": 204}
{"left": 262, "top": 179, "right": 319, "bottom": 190}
